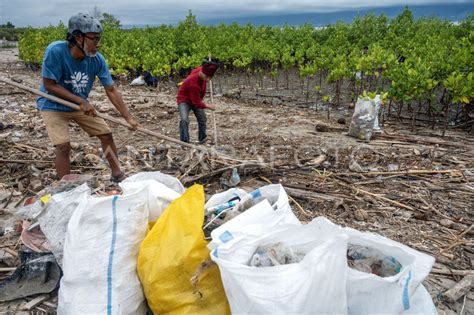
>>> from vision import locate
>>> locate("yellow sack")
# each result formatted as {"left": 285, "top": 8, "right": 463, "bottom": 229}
{"left": 137, "top": 184, "right": 230, "bottom": 314}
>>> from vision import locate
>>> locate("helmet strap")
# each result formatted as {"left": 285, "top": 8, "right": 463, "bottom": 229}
{"left": 72, "top": 32, "right": 87, "bottom": 58}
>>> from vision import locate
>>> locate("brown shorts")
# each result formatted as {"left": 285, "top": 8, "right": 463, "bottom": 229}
{"left": 40, "top": 110, "right": 112, "bottom": 145}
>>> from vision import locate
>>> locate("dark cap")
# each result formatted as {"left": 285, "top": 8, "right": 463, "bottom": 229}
{"left": 202, "top": 61, "right": 219, "bottom": 77}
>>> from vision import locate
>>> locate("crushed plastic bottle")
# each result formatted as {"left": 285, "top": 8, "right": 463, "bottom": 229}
{"left": 219, "top": 168, "right": 241, "bottom": 189}
{"left": 204, "top": 188, "right": 268, "bottom": 234}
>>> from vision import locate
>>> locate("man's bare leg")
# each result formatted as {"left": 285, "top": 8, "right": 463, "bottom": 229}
{"left": 97, "top": 133, "right": 121, "bottom": 177}
{"left": 55, "top": 142, "right": 71, "bottom": 179}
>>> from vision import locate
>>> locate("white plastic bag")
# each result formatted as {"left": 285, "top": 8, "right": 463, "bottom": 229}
{"left": 58, "top": 188, "right": 149, "bottom": 314}
{"left": 310, "top": 217, "right": 435, "bottom": 314}
{"left": 121, "top": 171, "right": 185, "bottom": 194}
{"left": 373, "top": 94, "right": 382, "bottom": 130}
{"left": 120, "top": 172, "right": 184, "bottom": 221}
{"left": 38, "top": 183, "right": 90, "bottom": 266}
{"left": 208, "top": 184, "right": 301, "bottom": 250}
{"left": 130, "top": 76, "right": 145, "bottom": 86}
{"left": 348, "top": 97, "right": 376, "bottom": 140}
{"left": 212, "top": 221, "right": 349, "bottom": 315}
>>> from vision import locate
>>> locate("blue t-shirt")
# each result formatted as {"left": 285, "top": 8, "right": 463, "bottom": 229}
{"left": 37, "top": 41, "right": 113, "bottom": 112}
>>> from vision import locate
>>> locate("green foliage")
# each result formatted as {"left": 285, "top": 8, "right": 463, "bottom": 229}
{"left": 0, "top": 23, "right": 25, "bottom": 41}
{"left": 0, "top": 22, "right": 15, "bottom": 28}
{"left": 16, "top": 9, "right": 473, "bottom": 107}
{"left": 101, "top": 13, "right": 121, "bottom": 29}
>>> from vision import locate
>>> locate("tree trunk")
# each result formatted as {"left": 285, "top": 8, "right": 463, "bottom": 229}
{"left": 397, "top": 101, "right": 404, "bottom": 119}
{"left": 442, "top": 102, "right": 451, "bottom": 137}
{"left": 327, "top": 101, "right": 330, "bottom": 120}
{"left": 275, "top": 71, "right": 279, "bottom": 91}
{"left": 440, "top": 88, "right": 447, "bottom": 104}
{"left": 411, "top": 100, "right": 421, "bottom": 132}
{"left": 305, "top": 76, "right": 310, "bottom": 103}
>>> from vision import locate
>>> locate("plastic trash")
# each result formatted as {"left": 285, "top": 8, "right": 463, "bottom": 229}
{"left": 347, "top": 244, "right": 402, "bottom": 277}
{"left": 204, "top": 189, "right": 268, "bottom": 233}
{"left": 20, "top": 220, "right": 51, "bottom": 253}
{"left": 310, "top": 217, "right": 435, "bottom": 314}
{"left": 373, "top": 94, "right": 382, "bottom": 131}
{"left": 211, "top": 221, "right": 349, "bottom": 315}
{"left": 249, "top": 242, "right": 305, "bottom": 267}
{"left": 348, "top": 96, "right": 376, "bottom": 141}
{"left": 0, "top": 250, "right": 61, "bottom": 302}
{"left": 219, "top": 167, "right": 241, "bottom": 188}
{"left": 38, "top": 183, "right": 90, "bottom": 266}
{"left": 207, "top": 184, "right": 301, "bottom": 249}
{"left": 130, "top": 76, "right": 145, "bottom": 86}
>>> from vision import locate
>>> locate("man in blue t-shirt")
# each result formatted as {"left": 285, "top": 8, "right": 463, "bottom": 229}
{"left": 37, "top": 13, "right": 138, "bottom": 182}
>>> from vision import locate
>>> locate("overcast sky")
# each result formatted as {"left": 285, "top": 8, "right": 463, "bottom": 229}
{"left": 0, "top": 0, "right": 471, "bottom": 27}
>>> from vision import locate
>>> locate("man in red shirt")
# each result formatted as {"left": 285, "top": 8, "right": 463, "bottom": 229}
{"left": 177, "top": 61, "right": 218, "bottom": 143}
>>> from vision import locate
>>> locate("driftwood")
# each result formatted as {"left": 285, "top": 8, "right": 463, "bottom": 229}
{"left": 333, "top": 179, "right": 415, "bottom": 211}
{"left": 442, "top": 275, "right": 474, "bottom": 303}
{"left": 431, "top": 268, "right": 474, "bottom": 277}
{"left": 378, "top": 133, "right": 472, "bottom": 149}
{"left": 284, "top": 186, "right": 343, "bottom": 203}
{"left": 182, "top": 162, "right": 269, "bottom": 184}
{"left": 0, "top": 159, "right": 52, "bottom": 164}
{"left": 22, "top": 295, "right": 49, "bottom": 311}
{"left": 335, "top": 168, "right": 474, "bottom": 177}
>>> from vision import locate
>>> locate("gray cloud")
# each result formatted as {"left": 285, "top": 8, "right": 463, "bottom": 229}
{"left": 0, "top": 0, "right": 470, "bottom": 27}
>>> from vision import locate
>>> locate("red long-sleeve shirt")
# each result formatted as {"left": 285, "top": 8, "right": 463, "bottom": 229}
{"left": 177, "top": 67, "right": 207, "bottom": 109}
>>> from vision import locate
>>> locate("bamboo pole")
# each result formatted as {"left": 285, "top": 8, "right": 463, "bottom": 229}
{"left": 208, "top": 54, "right": 218, "bottom": 145}
{"left": 0, "top": 77, "right": 203, "bottom": 151}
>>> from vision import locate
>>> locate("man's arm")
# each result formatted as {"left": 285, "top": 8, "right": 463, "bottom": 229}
{"left": 43, "top": 78, "right": 96, "bottom": 116}
{"left": 188, "top": 84, "right": 215, "bottom": 110}
{"left": 104, "top": 84, "right": 139, "bottom": 129}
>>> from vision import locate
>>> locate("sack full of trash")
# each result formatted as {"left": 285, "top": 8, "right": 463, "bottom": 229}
{"left": 210, "top": 220, "right": 349, "bottom": 314}
{"left": 348, "top": 96, "right": 376, "bottom": 141}
{"left": 206, "top": 184, "right": 300, "bottom": 249}
{"left": 310, "top": 217, "right": 435, "bottom": 314}
{"left": 58, "top": 186, "right": 150, "bottom": 314}
{"left": 137, "top": 185, "right": 230, "bottom": 314}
